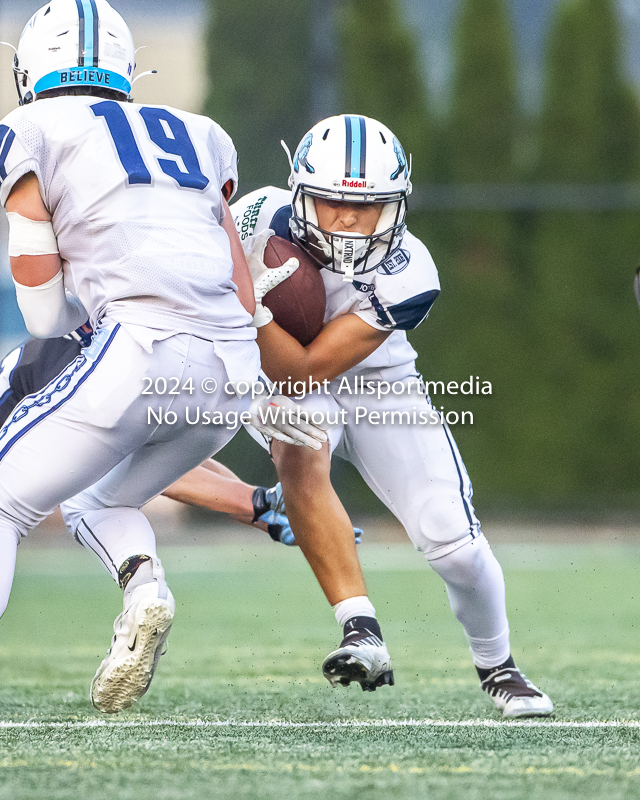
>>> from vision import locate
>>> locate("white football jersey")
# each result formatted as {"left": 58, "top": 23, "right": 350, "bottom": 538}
{"left": 0, "top": 96, "right": 254, "bottom": 342}
{"left": 231, "top": 187, "right": 441, "bottom": 376}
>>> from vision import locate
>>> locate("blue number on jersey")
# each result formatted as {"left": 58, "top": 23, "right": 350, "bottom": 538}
{"left": 91, "top": 102, "right": 152, "bottom": 185}
{"left": 139, "top": 108, "right": 209, "bottom": 190}
{"left": 91, "top": 101, "right": 209, "bottom": 190}
{"left": 0, "top": 125, "right": 16, "bottom": 185}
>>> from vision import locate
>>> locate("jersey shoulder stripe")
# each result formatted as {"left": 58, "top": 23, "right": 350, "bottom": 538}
{"left": 268, "top": 204, "right": 293, "bottom": 240}
{"left": 386, "top": 289, "right": 440, "bottom": 330}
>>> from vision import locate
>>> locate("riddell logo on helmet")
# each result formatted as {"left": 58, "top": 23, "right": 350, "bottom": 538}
{"left": 342, "top": 179, "right": 369, "bottom": 188}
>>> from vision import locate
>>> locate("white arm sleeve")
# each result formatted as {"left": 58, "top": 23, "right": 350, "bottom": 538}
{"left": 13, "top": 269, "right": 89, "bottom": 339}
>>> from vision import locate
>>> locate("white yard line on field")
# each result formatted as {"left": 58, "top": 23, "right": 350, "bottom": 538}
{"left": 0, "top": 719, "right": 639, "bottom": 730}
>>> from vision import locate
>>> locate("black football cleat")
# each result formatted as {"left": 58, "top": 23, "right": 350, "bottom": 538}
{"left": 322, "top": 617, "right": 394, "bottom": 692}
{"left": 480, "top": 663, "right": 553, "bottom": 718}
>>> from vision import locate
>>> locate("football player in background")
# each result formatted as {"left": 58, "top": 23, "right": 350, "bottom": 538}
{"left": 232, "top": 114, "right": 554, "bottom": 718}
{"left": 0, "top": 0, "right": 323, "bottom": 714}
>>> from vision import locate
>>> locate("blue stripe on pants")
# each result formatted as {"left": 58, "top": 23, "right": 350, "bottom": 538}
{"left": 0, "top": 325, "right": 120, "bottom": 462}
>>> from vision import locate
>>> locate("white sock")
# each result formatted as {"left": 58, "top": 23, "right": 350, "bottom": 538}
{"left": 123, "top": 558, "right": 170, "bottom": 603}
{"left": 65, "top": 506, "right": 158, "bottom": 584}
{"left": 465, "top": 627, "right": 511, "bottom": 669}
{"left": 429, "top": 535, "right": 511, "bottom": 668}
{"left": 333, "top": 595, "right": 376, "bottom": 627}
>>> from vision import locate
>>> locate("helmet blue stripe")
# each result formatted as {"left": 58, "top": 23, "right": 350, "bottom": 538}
{"left": 357, "top": 116, "right": 367, "bottom": 178}
{"left": 349, "top": 116, "right": 360, "bottom": 178}
{"left": 74, "top": 0, "right": 85, "bottom": 66}
{"left": 88, "top": 0, "right": 100, "bottom": 67}
{"left": 344, "top": 115, "right": 367, "bottom": 179}
{"left": 344, "top": 115, "right": 352, "bottom": 177}
{"left": 75, "top": 0, "right": 99, "bottom": 67}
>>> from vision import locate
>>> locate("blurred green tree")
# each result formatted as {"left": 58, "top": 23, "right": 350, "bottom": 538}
{"left": 339, "top": 0, "right": 432, "bottom": 184}
{"left": 525, "top": 0, "right": 640, "bottom": 505}
{"left": 202, "top": 0, "right": 437, "bottom": 512}
{"left": 447, "top": 0, "right": 519, "bottom": 268}
{"left": 414, "top": 0, "right": 527, "bottom": 509}
{"left": 203, "top": 0, "right": 311, "bottom": 192}
{"left": 330, "top": 0, "right": 437, "bottom": 511}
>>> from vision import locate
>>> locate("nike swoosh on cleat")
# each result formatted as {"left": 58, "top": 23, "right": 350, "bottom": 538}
{"left": 128, "top": 635, "right": 137, "bottom": 652}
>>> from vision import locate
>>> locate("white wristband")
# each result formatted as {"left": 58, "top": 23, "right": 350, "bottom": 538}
{"left": 7, "top": 212, "right": 59, "bottom": 257}
{"left": 252, "top": 303, "right": 273, "bottom": 328}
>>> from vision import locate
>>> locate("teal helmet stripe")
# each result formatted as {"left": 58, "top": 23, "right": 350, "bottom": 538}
{"left": 75, "top": 0, "right": 99, "bottom": 67}
{"left": 74, "top": 0, "right": 85, "bottom": 65}
{"left": 344, "top": 115, "right": 367, "bottom": 179}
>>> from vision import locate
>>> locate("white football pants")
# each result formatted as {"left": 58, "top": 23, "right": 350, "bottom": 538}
{"left": 248, "top": 366, "right": 510, "bottom": 667}
{"left": 0, "top": 321, "right": 259, "bottom": 615}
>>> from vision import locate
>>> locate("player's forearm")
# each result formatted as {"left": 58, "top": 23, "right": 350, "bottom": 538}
{"left": 257, "top": 315, "right": 390, "bottom": 388}
{"left": 162, "top": 464, "right": 256, "bottom": 517}
{"left": 198, "top": 458, "right": 244, "bottom": 481}
{"left": 256, "top": 322, "right": 316, "bottom": 384}
{"left": 188, "top": 459, "right": 263, "bottom": 528}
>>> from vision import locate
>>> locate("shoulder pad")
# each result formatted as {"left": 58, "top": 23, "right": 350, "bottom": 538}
{"left": 231, "top": 186, "right": 291, "bottom": 241}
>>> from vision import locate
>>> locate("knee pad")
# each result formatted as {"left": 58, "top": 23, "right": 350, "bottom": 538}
{"left": 423, "top": 530, "right": 484, "bottom": 563}
{"left": 60, "top": 493, "right": 102, "bottom": 538}
{"left": 428, "top": 534, "right": 504, "bottom": 593}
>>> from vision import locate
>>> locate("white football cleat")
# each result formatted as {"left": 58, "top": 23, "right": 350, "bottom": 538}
{"left": 91, "top": 581, "right": 175, "bottom": 714}
{"left": 481, "top": 666, "right": 554, "bottom": 718}
{"left": 322, "top": 627, "right": 394, "bottom": 692}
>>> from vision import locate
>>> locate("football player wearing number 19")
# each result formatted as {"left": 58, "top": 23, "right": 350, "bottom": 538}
{"left": 0, "top": 0, "right": 324, "bottom": 714}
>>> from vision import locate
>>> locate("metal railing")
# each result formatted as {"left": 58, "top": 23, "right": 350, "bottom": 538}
{"left": 409, "top": 183, "right": 640, "bottom": 211}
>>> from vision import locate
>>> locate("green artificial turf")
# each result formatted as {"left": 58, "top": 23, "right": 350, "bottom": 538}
{"left": 0, "top": 540, "right": 639, "bottom": 799}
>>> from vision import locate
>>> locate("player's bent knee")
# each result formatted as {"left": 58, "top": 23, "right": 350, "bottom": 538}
{"left": 60, "top": 497, "right": 91, "bottom": 538}
{"left": 423, "top": 532, "right": 491, "bottom": 572}
{"left": 60, "top": 491, "right": 106, "bottom": 539}
{"left": 427, "top": 533, "right": 503, "bottom": 585}
{"left": 271, "top": 439, "right": 331, "bottom": 483}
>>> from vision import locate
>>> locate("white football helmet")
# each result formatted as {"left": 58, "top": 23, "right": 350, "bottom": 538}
{"left": 10, "top": 0, "right": 135, "bottom": 105}
{"left": 286, "top": 114, "right": 412, "bottom": 280}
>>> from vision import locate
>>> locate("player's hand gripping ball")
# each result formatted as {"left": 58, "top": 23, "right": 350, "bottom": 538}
{"left": 243, "top": 229, "right": 326, "bottom": 345}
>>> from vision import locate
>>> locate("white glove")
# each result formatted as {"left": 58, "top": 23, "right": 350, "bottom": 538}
{"left": 242, "top": 229, "right": 299, "bottom": 327}
{"left": 249, "top": 394, "right": 328, "bottom": 450}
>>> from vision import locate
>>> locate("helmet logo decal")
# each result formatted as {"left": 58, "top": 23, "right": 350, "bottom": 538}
{"left": 24, "top": 14, "right": 38, "bottom": 33}
{"left": 341, "top": 178, "right": 369, "bottom": 188}
{"left": 75, "top": 0, "right": 100, "bottom": 68}
{"left": 345, "top": 115, "right": 367, "bottom": 178}
{"left": 390, "top": 136, "right": 408, "bottom": 181}
{"left": 293, "top": 133, "right": 315, "bottom": 174}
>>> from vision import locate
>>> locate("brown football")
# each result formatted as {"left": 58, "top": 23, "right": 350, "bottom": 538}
{"left": 262, "top": 236, "right": 326, "bottom": 346}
